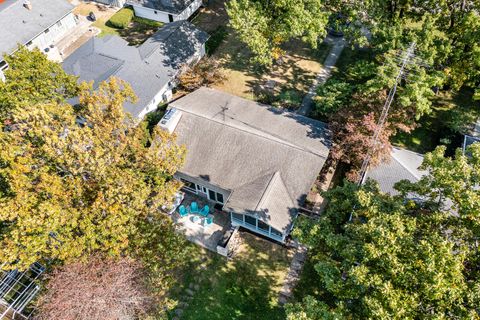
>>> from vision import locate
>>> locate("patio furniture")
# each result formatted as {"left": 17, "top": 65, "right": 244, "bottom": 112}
{"left": 178, "top": 205, "right": 188, "bottom": 217}
{"left": 199, "top": 205, "right": 210, "bottom": 217}
{"left": 189, "top": 201, "right": 199, "bottom": 214}
{"left": 191, "top": 215, "right": 200, "bottom": 223}
{"left": 203, "top": 216, "right": 213, "bottom": 227}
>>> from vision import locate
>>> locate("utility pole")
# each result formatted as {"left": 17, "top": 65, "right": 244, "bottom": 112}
{"left": 355, "top": 42, "right": 417, "bottom": 186}
{"left": 348, "top": 42, "right": 417, "bottom": 222}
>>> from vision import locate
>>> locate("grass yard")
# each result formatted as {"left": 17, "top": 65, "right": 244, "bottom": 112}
{"left": 166, "top": 232, "right": 293, "bottom": 320}
{"left": 392, "top": 88, "right": 480, "bottom": 154}
{"left": 190, "top": 0, "right": 331, "bottom": 109}
{"left": 211, "top": 30, "right": 331, "bottom": 108}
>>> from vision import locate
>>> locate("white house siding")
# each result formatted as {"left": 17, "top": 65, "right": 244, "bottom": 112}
{"left": 92, "top": 0, "right": 126, "bottom": 7}
{"left": 28, "top": 12, "right": 77, "bottom": 52}
{"left": 132, "top": 0, "right": 202, "bottom": 23}
{"left": 137, "top": 83, "right": 171, "bottom": 119}
{"left": 131, "top": 5, "right": 173, "bottom": 23}
{"left": 175, "top": 0, "right": 202, "bottom": 21}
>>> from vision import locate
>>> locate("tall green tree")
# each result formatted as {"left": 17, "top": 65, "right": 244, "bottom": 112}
{"left": 0, "top": 78, "right": 185, "bottom": 270}
{"left": 0, "top": 46, "right": 78, "bottom": 119}
{"left": 226, "top": 0, "right": 329, "bottom": 65}
{"left": 287, "top": 143, "right": 480, "bottom": 319}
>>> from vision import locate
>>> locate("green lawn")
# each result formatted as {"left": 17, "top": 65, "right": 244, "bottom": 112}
{"left": 166, "top": 232, "right": 292, "bottom": 320}
{"left": 392, "top": 88, "right": 480, "bottom": 154}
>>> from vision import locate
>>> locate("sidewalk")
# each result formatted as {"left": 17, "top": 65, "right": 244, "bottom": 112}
{"left": 297, "top": 36, "right": 345, "bottom": 116}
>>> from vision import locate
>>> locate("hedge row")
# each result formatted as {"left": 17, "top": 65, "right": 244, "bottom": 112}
{"left": 108, "top": 7, "right": 134, "bottom": 29}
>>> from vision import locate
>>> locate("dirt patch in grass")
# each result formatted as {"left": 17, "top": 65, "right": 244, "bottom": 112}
{"left": 191, "top": 0, "right": 229, "bottom": 33}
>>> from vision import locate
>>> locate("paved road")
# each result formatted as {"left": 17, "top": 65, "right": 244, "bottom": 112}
{"left": 297, "top": 36, "right": 345, "bottom": 116}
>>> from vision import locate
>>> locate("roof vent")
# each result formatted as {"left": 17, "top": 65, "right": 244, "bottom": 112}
{"left": 23, "top": 0, "right": 32, "bottom": 10}
{"left": 158, "top": 108, "right": 182, "bottom": 133}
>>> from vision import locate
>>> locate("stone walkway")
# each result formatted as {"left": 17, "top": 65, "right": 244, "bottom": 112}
{"left": 278, "top": 240, "right": 308, "bottom": 305}
{"left": 297, "top": 36, "right": 346, "bottom": 116}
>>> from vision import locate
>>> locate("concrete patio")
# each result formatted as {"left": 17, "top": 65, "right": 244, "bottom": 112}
{"left": 172, "top": 193, "right": 231, "bottom": 251}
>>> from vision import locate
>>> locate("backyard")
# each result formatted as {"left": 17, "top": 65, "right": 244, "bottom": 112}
{"left": 166, "top": 232, "right": 293, "bottom": 320}
{"left": 191, "top": 0, "right": 331, "bottom": 109}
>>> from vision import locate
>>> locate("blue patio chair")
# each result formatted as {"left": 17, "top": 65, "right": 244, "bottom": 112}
{"left": 203, "top": 216, "right": 213, "bottom": 227}
{"left": 199, "top": 205, "right": 210, "bottom": 217}
{"left": 178, "top": 205, "right": 188, "bottom": 217}
{"left": 189, "top": 202, "right": 199, "bottom": 214}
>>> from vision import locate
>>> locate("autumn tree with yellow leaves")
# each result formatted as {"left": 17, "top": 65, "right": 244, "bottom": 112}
{"left": 0, "top": 72, "right": 185, "bottom": 269}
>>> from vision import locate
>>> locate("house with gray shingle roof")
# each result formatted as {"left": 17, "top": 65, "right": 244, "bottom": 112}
{"left": 0, "top": 0, "right": 77, "bottom": 77}
{"left": 128, "top": 0, "right": 203, "bottom": 23}
{"left": 364, "top": 147, "right": 427, "bottom": 195}
{"left": 62, "top": 20, "right": 209, "bottom": 119}
{"left": 161, "top": 88, "right": 331, "bottom": 243}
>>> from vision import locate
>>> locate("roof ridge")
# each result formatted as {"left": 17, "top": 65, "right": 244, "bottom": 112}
{"left": 391, "top": 148, "right": 424, "bottom": 180}
{"left": 254, "top": 172, "right": 278, "bottom": 211}
{"left": 176, "top": 108, "right": 328, "bottom": 159}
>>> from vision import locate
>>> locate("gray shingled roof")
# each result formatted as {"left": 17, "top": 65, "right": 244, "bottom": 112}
{"left": 63, "top": 21, "right": 208, "bottom": 118}
{"left": 0, "top": 0, "right": 74, "bottom": 61}
{"left": 170, "top": 88, "right": 331, "bottom": 233}
{"left": 364, "top": 147, "right": 427, "bottom": 195}
{"left": 128, "top": 0, "right": 195, "bottom": 14}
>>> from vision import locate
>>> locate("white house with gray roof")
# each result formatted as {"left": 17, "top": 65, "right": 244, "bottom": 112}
{"left": 0, "top": 0, "right": 77, "bottom": 75}
{"left": 63, "top": 20, "right": 208, "bottom": 119}
{"left": 364, "top": 147, "right": 427, "bottom": 195}
{"left": 128, "top": 0, "right": 203, "bottom": 23}
{"left": 161, "top": 88, "right": 331, "bottom": 243}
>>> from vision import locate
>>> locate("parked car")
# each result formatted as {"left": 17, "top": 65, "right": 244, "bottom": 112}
{"left": 161, "top": 192, "right": 185, "bottom": 215}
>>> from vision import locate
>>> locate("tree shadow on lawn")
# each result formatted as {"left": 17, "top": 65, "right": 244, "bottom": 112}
{"left": 170, "top": 233, "right": 289, "bottom": 320}
{"left": 215, "top": 31, "right": 325, "bottom": 108}
{"left": 114, "top": 21, "right": 161, "bottom": 46}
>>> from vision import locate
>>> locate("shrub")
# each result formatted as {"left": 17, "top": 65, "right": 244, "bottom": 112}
{"left": 313, "top": 79, "right": 353, "bottom": 119}
{"left": 178, "top": 57, "right": 226, "bottom": 91}
{"left": 206, "top": 26, "right": 228, "bottom": 55}
{"left": 108, "top": 7, "right": 134, "bottom": 29}
{"left": 274, "top": 89, "right": 302, "bottom": 108}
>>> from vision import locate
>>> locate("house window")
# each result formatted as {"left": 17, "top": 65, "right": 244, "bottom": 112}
{"left": 231, "top": 212, "right": 243, "bottom": 222}
{"left": 0, "top": 61, "right": 7, "bottom": 71}
{"left": 244, "top": 215, "right": 256, "bottom": 228}
{"left": 216, "top": 193, "right": 224, "bottom": 204}
{"left": 154, "top": 10, "right": 157, "bottom": 14}
{"left": 208, "top": 190, "right": 216, "bottom": 201}
{"left": 257, "top": 220, "right": 269, "bottom": 233}
{"left": 180, "top": 178, "right": 196, "bottom": 192}
{"left": 270, "top": 227, "right": 283, "bottom": 238}
{"left": 44, "top": 28, "right": 50, "bottom": 34}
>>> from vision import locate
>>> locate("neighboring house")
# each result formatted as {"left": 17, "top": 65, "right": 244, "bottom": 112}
{"left": 463, "top": 118, "right": 480, "bottom": 154}
{"left": 91, "top": 0, "right": 126, "bottom": 7}
{"left": 63, "top": 21, "right": 209, "bottom": 119}
{"left": 160, "top": 88, "right": 331, "bottom": 243}
{"left": 363, "top": 147, "right": 427, "bottom": 195}
{"left": 127, "top": 0, "right": 203, "bottom": 23}
{"left": 0, "top": 0, "right": 77, "bottom": 74}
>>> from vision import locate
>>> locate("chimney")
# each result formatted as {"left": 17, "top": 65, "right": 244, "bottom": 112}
{"left": 23, "top": 0, "right": 32, "bottom": 10}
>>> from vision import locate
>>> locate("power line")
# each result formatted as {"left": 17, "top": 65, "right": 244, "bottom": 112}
{"left": 348, "top": 42, "right": 417, "bottom": 222}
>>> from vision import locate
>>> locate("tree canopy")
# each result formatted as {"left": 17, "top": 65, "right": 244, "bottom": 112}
{"left": 226, "top": 0, "right": 329, "bottom": 65}
{"left": 0, "top": 77, "right": 185, "bottom": 270}
{"left": 287, "top": 143, "right": 480, "bottom": 319}
{"left": 0, "top": 46, "right": 78, "bottom": 119}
